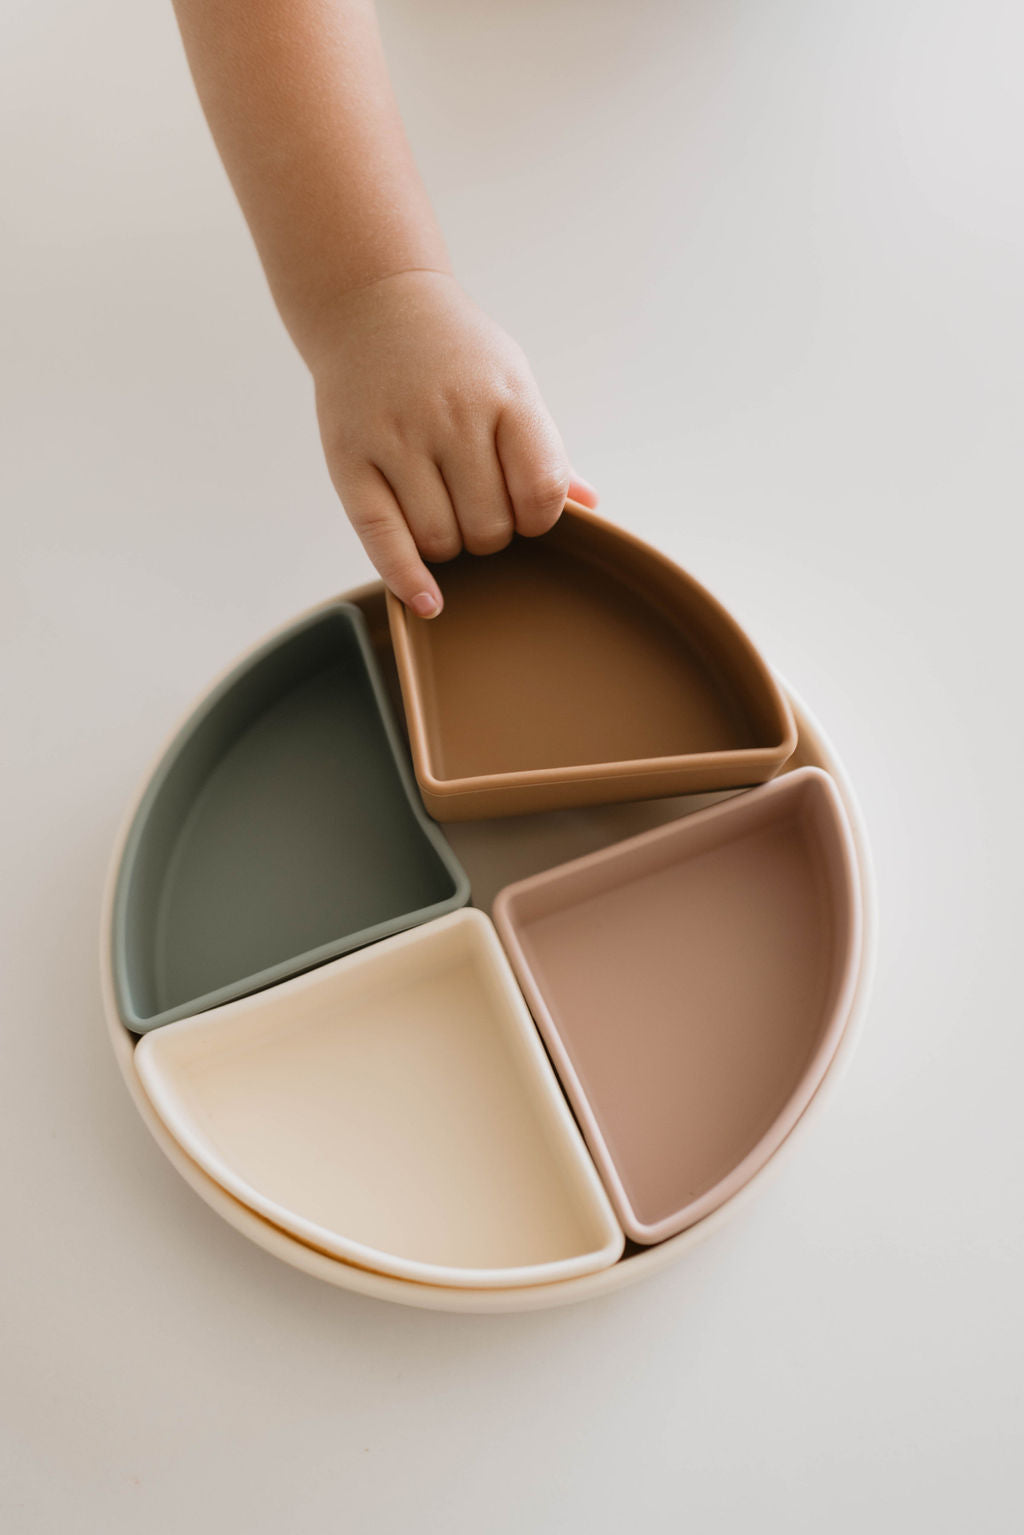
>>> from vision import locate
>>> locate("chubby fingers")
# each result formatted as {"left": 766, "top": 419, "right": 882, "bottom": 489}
{"left": 439, "top": 422, "right": 516, "bottom": 556}
{"left": 334, "top": 430, "right": 597, "bottom": 616}
{"left": 495, "top": 402, "right": 573, "bottom": 538}
{"left": 338, "top": 463, "right": 443, "bottom": 618}
{"left": 382, "top": 457, "right": 463, "bottom": 565}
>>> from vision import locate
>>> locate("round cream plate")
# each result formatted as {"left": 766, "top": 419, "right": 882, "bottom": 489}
{"left": 101, "top": 586, "right": 876, "bottom": 1314}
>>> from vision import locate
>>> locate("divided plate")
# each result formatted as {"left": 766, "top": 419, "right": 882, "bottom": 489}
{"left": 386, "top": 502, "right": 797, "bottom": 819}
{"left": 134, "top": 909, "right": 623, "bottom": 1288}
{"left": 112, "top": 602, "right": 469, "bottom": 1032}
{"left": 102, "top": 585, "right": 875, "bottom": 1313}
{"left": 493, "top": 768, "right": 862, "bottom": 1244}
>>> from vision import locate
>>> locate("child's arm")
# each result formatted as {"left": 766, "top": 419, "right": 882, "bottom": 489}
{"left": 172, "top": 0, "right": 596, "bottom": 614}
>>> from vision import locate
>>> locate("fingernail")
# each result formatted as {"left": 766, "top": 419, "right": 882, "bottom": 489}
{"left": 410, "top": 591, "right": 442, "bottom": 618}
{"left": 568, "top": 473, "right": 599, "bottom": 507}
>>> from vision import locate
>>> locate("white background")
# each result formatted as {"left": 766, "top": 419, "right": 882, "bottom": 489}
{"left": 2, "top": 1, "right": 1022, "bottom": 1529}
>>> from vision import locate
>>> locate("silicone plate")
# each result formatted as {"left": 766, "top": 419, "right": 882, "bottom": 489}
{"left": 386, "top": 503, "right": 796, "bottom": 819}
{"left": 493, "top": 768, "right": 862, "bottom": 1244}
{"left": 101, "top": 585, "right": 875, "bottom": 1313}
{"left": 112, "top": 602, "right": 469, "bottom": 1032}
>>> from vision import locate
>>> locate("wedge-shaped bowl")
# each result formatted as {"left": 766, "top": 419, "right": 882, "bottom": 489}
{"left": 134, "top": 908, "right": 624, "bottom": 1287}
{"left": 113, "top": 601, "right": 469, "bottom": 1033}
{"left": 387, "top": 502, "right": 796, "bottom": 820}
{"left": 493, "top": 767, "right": 861, "bottom": 1245}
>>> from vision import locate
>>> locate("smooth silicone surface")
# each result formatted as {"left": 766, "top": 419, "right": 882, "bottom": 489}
{"left": 112, "top": 602, "right": 469, "bottom": 1032}
{"left": 493, "top": 768, "right": 862, "bottom": 1244}
{"left": 101, "top": 586, "right": 875, "bottom": 1312}
{"left": 387, "top": 503, "right": 796, "bottom": 819}
{"left": 134, "top": 909, "right": 623, "bottom": 1288}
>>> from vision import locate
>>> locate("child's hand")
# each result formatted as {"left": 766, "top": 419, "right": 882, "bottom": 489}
{"left": 170, "top": 0, "right": 595, "bottom": 610}
{"left": 310, "top": 270, "right": 597, "bottom": 616}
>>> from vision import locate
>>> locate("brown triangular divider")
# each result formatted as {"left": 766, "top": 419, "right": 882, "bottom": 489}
{"left": 387, "top": 503, "right": 796, "bottom": 820}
